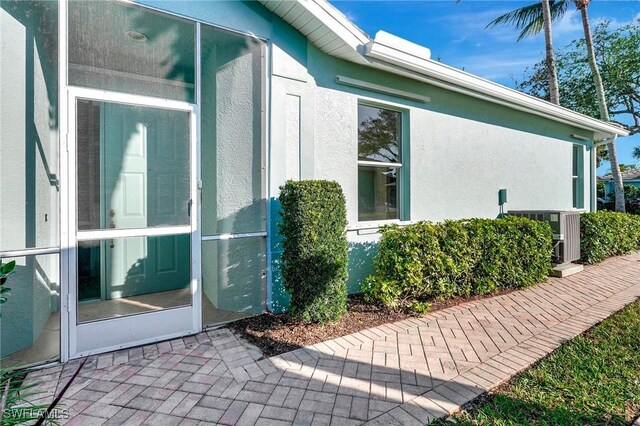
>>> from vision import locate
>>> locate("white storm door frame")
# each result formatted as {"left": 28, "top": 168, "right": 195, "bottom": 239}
{"left": 66, "top": 86, "right": 201, "bottom": 358}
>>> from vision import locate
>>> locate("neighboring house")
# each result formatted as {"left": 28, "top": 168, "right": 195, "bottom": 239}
{"left": 601, "top": 168, "right": 640, "bottom": 200}
{"left": 0, "top": 0, "right": 629, "bottom": 367}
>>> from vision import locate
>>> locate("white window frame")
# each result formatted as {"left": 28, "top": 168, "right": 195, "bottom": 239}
{"left": 356, "top": 101, "right": 407, "bottom": 226}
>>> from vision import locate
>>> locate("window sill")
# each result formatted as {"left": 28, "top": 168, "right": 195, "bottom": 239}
{"left": 347, "top": 220, "right": 415, "bottom": 233}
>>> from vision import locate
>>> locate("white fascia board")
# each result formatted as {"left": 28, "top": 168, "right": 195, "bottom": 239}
{"left": 263, "top": 0, "right": 627, "bottom": 140}
{"left": 306, "top": 0, "right": 369, "bottom": 47}
{"left": 259, "top": 0, "right": 369, "bottom": 64}
{"left": 365, "top": 38, "right": 629, "bottom": 140}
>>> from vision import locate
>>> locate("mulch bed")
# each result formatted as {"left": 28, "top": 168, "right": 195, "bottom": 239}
{"left": 228, "top": 290, "right": 518, "bottom": 358}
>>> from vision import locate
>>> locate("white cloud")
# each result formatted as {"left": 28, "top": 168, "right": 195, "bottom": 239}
{"left": 553, "top": 9, "right": 582, "bottom": 37}
{"left": 452, "top": 52, "right": 543, "bottom": 83}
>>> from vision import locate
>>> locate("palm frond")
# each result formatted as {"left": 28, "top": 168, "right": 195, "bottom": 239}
{"left": 487, "top": 0, "right": 569, "bottom": 41}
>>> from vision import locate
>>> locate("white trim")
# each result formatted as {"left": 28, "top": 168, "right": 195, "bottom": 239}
{"left": 0, "top": 247, "right": 60, "bottom": 258}
{"left": 60, "top": 0, "right": 70, "bottom": 363}
{"left": 123, "top": 0, "right": 269, "bottom": 43}
{"left": 72, "top": 306, "right": 194, "bottom": 358}
{"left": 76, "top": 226, "right": 192, "bottom": 241}
{"left": 363, "top": 45, "right": 628, "bottom": 140}
{"left": 193, "top": 22, "right": 203, "bottom": 334}
{"left": 347, "top": 219, "right": 417, "bottom": 232}
{"left": 357, "top": 161, "right": 402, "bottom": 168}
{"left": 69, "top": 63, "right": 195, "bottom": 90}
{"left": 66, "top": 87, "right": 199, "bottom": 358}
{"left": 571, "top": 133, "right": 591, "bottom": 141}
{"left": 356, "top": 101, "right": 406, "bottom": 224}
{"left": 261, "top": 0, "right": 628, "bottom": 139}
{"left": 67, "top": 88, "right": 79, "bottom": 357}
{"left": 258, "top": 0, "right": 368, "bottom": 64}
{"left": 337, "top": 76, "right": 430, "bottom": 103}
{"left": 67, "top": 87, "right": 195, "bottom": 112}
{"left": 201, "top": 232, "right": 267, "bottom": 241}
{"left": 265, "top": 39, "right": 274, "bottom": 313}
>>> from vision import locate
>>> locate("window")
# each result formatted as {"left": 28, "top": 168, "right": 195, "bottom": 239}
{"left": 357, "top": 104, "right": 403, "bottom": 221}
{"left": 573, "top": 145, "right": 584, "bottom": 209}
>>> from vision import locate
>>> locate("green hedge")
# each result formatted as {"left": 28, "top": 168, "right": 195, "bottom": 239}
{"left": 580, "top": 211, "right": 640, "bottom": 264}
{"left": 278, "top": 180, "right": 349, "bottom": 323}
{"left": 362, "top": 216, "right": 553, "bottom": 308}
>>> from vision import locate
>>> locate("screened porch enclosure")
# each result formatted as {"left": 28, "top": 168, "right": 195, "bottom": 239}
{"left": 0, "top": 0, "right": 267, "bottom": 367}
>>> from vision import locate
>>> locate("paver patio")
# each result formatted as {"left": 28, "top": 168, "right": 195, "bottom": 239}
{"left": 26, "top": 251, "right": 640, "bottom": 425}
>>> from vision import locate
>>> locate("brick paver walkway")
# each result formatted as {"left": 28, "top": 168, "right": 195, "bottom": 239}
{"left": 27, "top": 252, "right": 640, "bottom": 425}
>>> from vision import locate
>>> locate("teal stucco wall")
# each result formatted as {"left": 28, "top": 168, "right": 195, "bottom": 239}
{"left": 132, "top": 0, "right": 596, "bottom": 314}
{"left": 605, "top": 181, "right": 640, "bottom": 200}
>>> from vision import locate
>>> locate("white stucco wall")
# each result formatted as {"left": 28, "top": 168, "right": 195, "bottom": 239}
{"left": 268, "top": 31, "right": 595, "bottom": 296}
{"left": 0, "top": 4, "right": 59, "bottom": 359}
{"left": 4, "top": 0, "right": 593, "bottom": 316}
{"left": 0, "top": 6, "right": 59, "bottom": 252}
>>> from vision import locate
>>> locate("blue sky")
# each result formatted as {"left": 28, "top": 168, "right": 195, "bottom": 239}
{"left": 331, "top": 0, "right": 640, "bottom": 175}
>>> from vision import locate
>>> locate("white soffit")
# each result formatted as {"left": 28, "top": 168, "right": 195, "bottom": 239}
{"left": 260, "top": 0, "right": 628, "bottom": 139}
{"left": 258, "top": 0, "right": 369, "bottom": 64}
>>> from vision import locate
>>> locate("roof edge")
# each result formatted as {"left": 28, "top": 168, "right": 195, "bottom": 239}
{"left": 262, "top": 0, "right": 629, "bottom": 139}
{"left": 365, "top": 35, "right": 629, "bottom": 139}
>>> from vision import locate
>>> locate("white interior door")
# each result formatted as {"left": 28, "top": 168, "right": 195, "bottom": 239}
{"left": 68, "top": 88, "right": 200, "bottom": 358}
{"left": 102, "top": 104, "right": 190, "bottom": 300}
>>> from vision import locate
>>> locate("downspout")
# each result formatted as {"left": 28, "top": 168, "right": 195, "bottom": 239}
{"left": 592, "top": 134, "right": 617, "bottom": 212}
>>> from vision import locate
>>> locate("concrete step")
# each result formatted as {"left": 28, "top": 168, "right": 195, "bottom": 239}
{"left": 551, "top": 263, "right": 584, "bottom": 278}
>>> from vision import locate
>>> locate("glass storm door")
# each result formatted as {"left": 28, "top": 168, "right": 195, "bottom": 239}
{"left": 68, "top": 88, "right": 200, "bottom": 358}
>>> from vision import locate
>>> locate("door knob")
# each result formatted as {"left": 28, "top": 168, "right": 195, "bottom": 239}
{"left": 109, "top": 221, "right": 116, "bottom": 229}
{"left": 109, "top": 209, "right": 116, "bottom": 217}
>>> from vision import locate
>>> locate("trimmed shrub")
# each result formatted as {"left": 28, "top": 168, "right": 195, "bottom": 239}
{"left": 580, "top": 211, "right": 640, "bottom": 264}
{"left": 601, "top": 184, "right": 640, "bottom": 215}
{"left": 278, "top": 180, "right": 349, "bottom": 323}
{"left": 362, "top": 216, "right": 553, "bottom": 308}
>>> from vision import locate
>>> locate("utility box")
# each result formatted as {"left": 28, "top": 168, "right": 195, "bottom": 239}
{"left": 498, "top": 188, "right": 508, "bottom": 206}
{"left": 508, "top": 210, "right": 581, "bottom": 265}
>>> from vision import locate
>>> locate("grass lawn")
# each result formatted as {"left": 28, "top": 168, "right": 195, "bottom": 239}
{"left": 436, "top": 300, "right": 640, "bottom": 426}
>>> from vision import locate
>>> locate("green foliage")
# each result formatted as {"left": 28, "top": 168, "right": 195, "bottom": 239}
{"left": 596, "top": 180, "right": 605, "bottom": 199}
{"left": 436, "top": 300, "right": 640, "bottom": 426}
{"left": 0, "top": 259, "right": 16, "bottom": 305}
{"left": 601, "top": 183, "right": 640, "bottom": 214}
{"left": 357, "top": 107, "right": 401, "bottom": 163}
{"left": 362, "top": 216, "right": 553, "bottom": 308}
{"left": 0, "top": 368, "right": 52, "bottom": 425}
{"left": 517, "top": 18, "right": 640, "bottom": 137}
{"left": 278, "top": 180, "right": 349, "bottom": 323}
{"left": 580, "top": 211, "right": 640, "bottom": 264}
{"left": 485, "top": 0, "right": 569, "bottom": 42}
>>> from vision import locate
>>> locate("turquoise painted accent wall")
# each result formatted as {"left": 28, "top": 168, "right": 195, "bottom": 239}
{"left": 605, "top": 181, "right": 640, "bottom": 200}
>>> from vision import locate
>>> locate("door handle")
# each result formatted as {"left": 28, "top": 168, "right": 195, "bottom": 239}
{"left": 188, "top": 199, "right": 192, "bottom": 217}
{"left": 110, "top": 239, "right": 115, "bottom": 249}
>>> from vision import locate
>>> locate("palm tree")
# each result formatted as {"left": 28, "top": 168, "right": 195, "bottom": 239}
{"left": 574, "top": 0, "right": 625, "bottom": 212}
{"left": 540, "top": 0, "right": 560, "bottom": 104}
{"left": 487, "top": 0, "right": 568, "bottom": 105}
{"left": 488, "top": 0, "right": 626, "bottom": 212}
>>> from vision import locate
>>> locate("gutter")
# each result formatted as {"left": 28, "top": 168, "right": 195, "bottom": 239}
{"left": 364, "top": 32, "right": 628, "bottom": 140}
{"left": 263, "top": 2, "right": 627, "bottom": 138}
